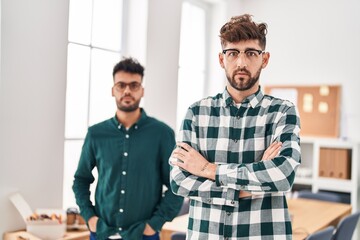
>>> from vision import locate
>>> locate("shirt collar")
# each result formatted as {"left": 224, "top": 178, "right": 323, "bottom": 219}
{"left": 136, "top": 108, "right": 148, "bottom": 125}
{"left": 222, "top": 86, "right": 264, "bottom": 108}
{"left": 111, "top": 108, "right": 148, "bottom": 129}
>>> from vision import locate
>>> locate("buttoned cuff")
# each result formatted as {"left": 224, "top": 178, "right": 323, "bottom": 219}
{"left": 215, "top": 164, "right": 228, "bottom": 187}
{"left": 148, "top": 215, "right": 166, "bottom": 232}
{"left": 189, "top": 191, "right": 239, "bottom": 207}
{"left": 80, "top": 207, "right": 97, "bottom": 224}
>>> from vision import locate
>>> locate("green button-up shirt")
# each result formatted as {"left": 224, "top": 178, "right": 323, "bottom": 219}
{"left": 73, "top": 109, "right": 183, "bottom": 240}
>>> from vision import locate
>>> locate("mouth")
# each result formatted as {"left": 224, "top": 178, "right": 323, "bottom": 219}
{"left": 234, "top": 73, "right": 249, "bottom": 81}
{"left": 121, "top": 96, "right": 134, "bottom": 102}
{"left": 235, "top": 70, "right": 249, "bottom": 76}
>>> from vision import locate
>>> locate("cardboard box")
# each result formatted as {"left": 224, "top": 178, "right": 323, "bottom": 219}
{"left": 9, "top": 193, "right": 66, "bottom": 240}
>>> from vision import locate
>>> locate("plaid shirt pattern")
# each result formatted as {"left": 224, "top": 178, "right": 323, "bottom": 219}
{"left": 170, "top": 87, "right": 301, "bottom": 240}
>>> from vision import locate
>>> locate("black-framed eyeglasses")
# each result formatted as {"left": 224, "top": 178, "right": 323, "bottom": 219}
{"left": 222, "top": 48, "right": 265, "bottom": 62}
{"left": 113, "top": 81, "right": 142, "bottom": 92}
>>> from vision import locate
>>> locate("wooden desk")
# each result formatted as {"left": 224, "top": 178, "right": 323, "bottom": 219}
{"left": 161, "top": 214, "right": 189, "bottom": 240}
{"left": 3, "top": 230, "right": 90, "bottom": 240}
{"left": 289, "top": 198, "right": 351, "bottom": 239}
{"left": 161, "top": 198, "right": 352, "bottom": 240}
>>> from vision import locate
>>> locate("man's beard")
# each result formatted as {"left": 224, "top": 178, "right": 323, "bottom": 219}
{"left": 227, "top": 67, "right": 262, "bottom": 91}
{"left": 117, "top": 97, "right": 141, "bottom": 112}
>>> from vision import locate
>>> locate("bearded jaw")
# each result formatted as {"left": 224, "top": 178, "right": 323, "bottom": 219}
{"left": 228, "top": 68, "right": 262, "bottom": 91}
{"left": 117, "top": 96, "right": 141, "bottom": 112}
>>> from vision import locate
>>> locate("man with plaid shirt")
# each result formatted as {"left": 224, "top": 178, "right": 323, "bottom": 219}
{"left": 170, "top": 14, "right": 301, "bottom": 240}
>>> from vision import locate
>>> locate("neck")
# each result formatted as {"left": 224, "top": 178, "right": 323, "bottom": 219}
{"left": 116, "top": 108, "right": 141, "bottom": 128}
{"left": 227, "top": 84, "right": 259, "bottom": 103}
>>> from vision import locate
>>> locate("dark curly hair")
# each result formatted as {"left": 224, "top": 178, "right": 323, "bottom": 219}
{"left": 219, "top": 14, "right": 267, "bottom": 50}
{"left": 112, "top": 57, "right": 145, "bottom": 79}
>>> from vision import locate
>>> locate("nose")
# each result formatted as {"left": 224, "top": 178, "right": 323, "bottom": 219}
{"left": 236, "top": 52, "right": 248, "bottom": 68}
{"left": 123, "top": 85, "right": 132, "bottom": 94}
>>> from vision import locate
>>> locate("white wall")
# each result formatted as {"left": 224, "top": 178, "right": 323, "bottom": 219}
{"left": 0, "top": 0, "right": 2, "bottom": 92}
{"left": 206, "top": 1, "right": 227, "bottom": 97}
{"left": 224, "top": 0, "right": 360, "bottom": 141}
{"left": 123, "top": 0, "right": 148, "bottom": 65}
{"left": 0, "top": 0, "right": 69, "bottom": 235}
{"left": 143, "top": 0, "right": 183, "bottom": 130}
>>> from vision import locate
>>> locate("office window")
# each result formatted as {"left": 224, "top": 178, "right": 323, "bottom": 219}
{"left": 63, "top": 0, "right": 124, "bottom": 208}
{"left": 177, "top": 1, "right": 207, "bottom": 130}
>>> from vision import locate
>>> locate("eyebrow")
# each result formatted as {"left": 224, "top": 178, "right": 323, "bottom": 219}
{"left": 114, "top": 81, "right": 141, "bottom": 84}
{"left": 224, "top": 47, "right": 261, "bottom": 52}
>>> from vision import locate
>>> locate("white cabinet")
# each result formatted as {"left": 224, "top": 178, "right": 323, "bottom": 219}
{"left": 295, "top": 137, "right": 360, "bottom": 211}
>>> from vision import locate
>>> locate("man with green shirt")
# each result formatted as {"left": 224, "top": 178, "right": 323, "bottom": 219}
{"left": 73, "top": 57, "right": 183, "bottom": 240}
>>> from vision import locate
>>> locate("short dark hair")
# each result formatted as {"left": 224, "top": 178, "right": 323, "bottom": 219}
{"left": 112, "top": 57, "right": 145, "bottom": 79}
{"left": 219, "top": 14, "right": 268, "bottom": 50}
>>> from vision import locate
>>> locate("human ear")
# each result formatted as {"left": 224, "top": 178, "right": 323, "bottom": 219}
{"left": 219, "top": 52, "right": 225, "bottom": 68}
{"left": 262, "top": 52, "right": 270, "bottom": 68}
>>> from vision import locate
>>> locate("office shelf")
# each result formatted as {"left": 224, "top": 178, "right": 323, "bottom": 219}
{"left": 294, "top": 177, "right": 313, "bottom": 185}
{"left": 294, "top": 137, "right": 360, "bottom": 212}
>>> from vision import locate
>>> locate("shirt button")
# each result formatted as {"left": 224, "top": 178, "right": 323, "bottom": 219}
{"left": 118, "top": 125, "right": 121, "bottom": 129}
{"left": 236, "top": 115, "right": 240, "bottom": 119}
{"left": 121, "top": 190, "right": 125, "bottom": 194}
{"left": 125, "top": 134, "right": 129, "bottom": 138}
{"left": 124, "top": 152, "right": 128, "bottom": 157}
{"left": 119, "top": 209, "right": 124, "bottom": 213}
{"left": 134, "top": 125, "right": 138, "bottom": 129}
{"left": 119, "top": 227, "right": 122, "bottom": 231}
{"left": 122, "top": 171, "right": 126, "bottom": 175}
{"left": 227, "top": 212, "right": 231, "bottom": 216}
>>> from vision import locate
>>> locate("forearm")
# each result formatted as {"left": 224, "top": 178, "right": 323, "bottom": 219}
{"left": 150, "top": 131, "right": 184, "bottom": 230}
{"left": 197, "top": 162, "right": 217, "bottom": 180}
{"left": 216, "top": 135, "right": 301, "bottom": 193}
{"left": 73, "top": 134, "right": 97, "bottom": 222}
{"left": 170, "top": 165, "right": 239, "bottom": 204}
{"left": 72, "top": 170, "right": 96, "bottom": 222}
{"left": 72, "top": 181, "right": 96, "bottom": 222}
{"left": 147, "top": 188, "right": 183, "bottom": 231}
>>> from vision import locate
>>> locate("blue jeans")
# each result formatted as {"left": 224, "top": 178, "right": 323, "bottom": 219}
{"left": 90, "top": 232, "right": 160, "bottom": 240}
{"left": 142, "top": 233, "right": 160, "bottom": 240}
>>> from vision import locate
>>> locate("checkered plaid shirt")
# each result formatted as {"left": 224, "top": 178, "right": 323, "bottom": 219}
{"left": 170, "top": 87, "right": 301, "bottom": 240}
